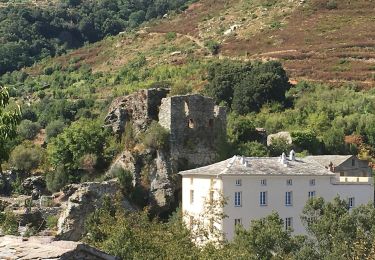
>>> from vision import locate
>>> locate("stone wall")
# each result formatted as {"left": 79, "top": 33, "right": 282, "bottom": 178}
{"left": 159, "top": 94, "right": 226, "bottom": 170}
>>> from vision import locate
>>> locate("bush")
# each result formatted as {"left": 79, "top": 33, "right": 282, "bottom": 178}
{"left": 46, "top": 167, "right": 69, "bottom": 192}
{"left": 141, "top": 121, "right": 170, "bottom": 150}
{"left": 17, "top": 120, "right": 41, "bottom": 140}
{"left": 165, "top": 32, "right": 177, "bottom": 41}
{"left": 326, "top": 0, "right": 338, "bottom": 9}
{"left": 268, "top": 137, "right": 292, "bottom": 156}
{"left": 46, "top": 215, "right": 58, "bottom": 230}
{"left": 205, "top": 40, "right": 220, "bottom": 55}
{"left": 237, "top": 141, "right": 269, "bottom": 157}
{"left": 0, "top": 211, "right": 19, "bottom": 235}
{"left": 45, "top": 120, "right": 66, "bottom": 142}
{"left": 110, "top": 166, "right": 134, "bottom": 195}
{"left": 9, "top": 142, "right": 44, "bottom": 172}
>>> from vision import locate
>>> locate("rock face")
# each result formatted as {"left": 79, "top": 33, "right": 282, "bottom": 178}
{"left": 57, "top": 180, "right": 133, "bottom": 241}
{"left": 0, "top": 235, "right": 118, "bottom": 260}
{"left": 21, "top": 176, "right": 46, "bottom": 200}
{"left": 105, "top": 89, "right": 227, "bottom": 213}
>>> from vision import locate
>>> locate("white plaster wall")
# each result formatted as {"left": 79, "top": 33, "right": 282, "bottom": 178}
{"left": 222, "top": 175, "right": 374, "bottom": 240}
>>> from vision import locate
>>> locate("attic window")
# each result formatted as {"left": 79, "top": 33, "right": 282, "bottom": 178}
{"left": 188, "top": 118, "right": 195, "bottom": 129}
{"left": 208, "top": 119, "right": 214, "bottom": 127}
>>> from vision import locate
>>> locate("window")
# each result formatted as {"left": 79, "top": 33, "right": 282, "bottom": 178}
{"left": 349, "top": 197, "right": 355, "bottom": 208}
{"left": 285, "top": 217, "right": 293, "bottom": 230}
{"left": 209, "top": 190, "right": 214, "bottom": 203}
{"left": 190, "top": 190, "right": 194, "bottom": 204}
{"left": 285, "top": 191, "right": 293, "bottom": 206}
{"left": 190, "top": 177, "right": 193, "bottom": 185}
{"left": 310, "top": 179, "right": 315, "bottom": 186}
{"left": 260, "top": 191, "right": 267, "bottom": 206}
{"left": 308, "top": 191, "right": 316, "bottom": 199}
{"left": 352, "top": 159, "right": 355, "bottom": 166}
{"left": 234, "top": 192, "right": 242, "bottom": 207}
{"left": 286, "top": 179, "right": 293, "bottom": 185}
{"left": 261, "top": 179, "right": 267, "bottom": 186}
{"left": 235, "top": 179, "right": 242, "bottom": 186}
{"left": 234, "top": 218, "right": 242, "bottom": 227}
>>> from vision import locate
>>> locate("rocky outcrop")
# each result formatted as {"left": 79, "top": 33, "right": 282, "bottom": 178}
{"left": 0, "top": 236, "right": 118, "bottom": 260}
{"left": 105, "top": 89, "right": 227, "bottom": 214}
{"left": 267, "top": 131, "right": 293, "bottom": 146}
{"left": 57, "top": 180, "right": 134, "bottom": 241}
{"left": 21, "top": 176, "right": 46, "bottom": 200}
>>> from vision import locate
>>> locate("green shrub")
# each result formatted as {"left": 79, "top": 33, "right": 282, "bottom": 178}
{"left": 46, "top": 215, "right": 58, "bottom": 230}
{"left": 165, "top": 32, "right": 177, "bottom": 41}
{"left": 17, "top": 120, "right": 41, "bottom": 140}
{"left": 45, "top": 120, "right": 66, "bottom": 142}
{"left": 141, "top": 121, "right": 170, "bottom": 150}
{"left": 46, "top": 167, "right": 69, "bottom": 192}
{"left": 237, "top": 141, "right": 269, "bottom": 157}
{"left": 110, "top": 166, "right": 134, "bottom": 195}
{"left": 9, "top": 142, "right": 44, "bottom": 172}
{"left": 204, "top": 40, "right": 220, "bottom": 55}
{"left": 268, "top": 137, "right": 292, "bottom": 156}
{"left": 0, "top": 211, "right": 19, "bottom": 235}
{"left": 326, "top": 0, "right": 338, "bottom": 10}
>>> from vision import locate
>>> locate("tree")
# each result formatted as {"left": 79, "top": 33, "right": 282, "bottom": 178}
{"left": 232, "top": 61, "right": 291, "bottom": 114}
{"left": 9, "top": 141, "right": 44, "bottom": 172}
{"left": 0, "top": 87, "right": 21, "bottom": 172}
{"left": 17, "top": 120, "right": 41, "bottom": 140}
{"left": 47, "top": 119, "right": 106, "bottom": 173}
{"left": 45, "top": 119, "right": 66, "bottom": 142}
{"left": 268, "top": 136, "right": 292, "bottom": 156}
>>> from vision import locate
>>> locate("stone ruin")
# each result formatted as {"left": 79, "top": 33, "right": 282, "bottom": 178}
{"left": 104, "top": 88, "right": 226, "bottom": 213}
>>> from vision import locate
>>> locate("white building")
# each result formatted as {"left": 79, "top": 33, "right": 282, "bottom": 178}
{"left": 179, "top": 152, "right": 374, "bottom": 241}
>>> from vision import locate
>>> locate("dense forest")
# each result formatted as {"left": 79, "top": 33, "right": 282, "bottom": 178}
{"left": 0, "top": 0, "right": 192, "bottom": 74}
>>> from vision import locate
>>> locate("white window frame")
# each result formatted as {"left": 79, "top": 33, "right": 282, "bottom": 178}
{"left": 285, "top": 191, "right": 293, "bottom": 206}
{"left": 286, "top": 179, "right": 293, "bottom": 186}
{"left": 234, "top": 218, "right": 242, "bottom": 227}
{"left": 260, "top": 191, "right": 267, "bottom": 206}
{"left": 261, "top": 179, "right": 267, "bottom": 186}
{"left": 285, "top": 217, "right": 293, "bottom": 230}
{"left": 308, "top": 191, "right": 316, "bottom": 199}
{"left": 310, "top": 179, "right": 316, "bottom": 186}
{"left": 235, "top": 179, "right": 242, "bottom": 186}
{"left": 349, "top": 197, "right": 355, "bottom": 208}
{"left": 234, "top": 192, "right": 242, "bottom": 207}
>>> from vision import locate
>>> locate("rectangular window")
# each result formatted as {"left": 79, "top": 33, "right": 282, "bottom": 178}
{"left": 209, "top": 190, "right": 214, "bottom": 203}
{"left": 261, "top": 179, "right": 267, "bottom": 186}
{"left": 235, "top": 179, "right": 242, "bottom": 186}
{"left": 310, "top": 179, "right": 315, "bottom": 186}
{"left": 234, "top": 192, "right": 242, "bottom": 207}
{"left": 308, "top": 191, "right": 316, "bottom": 199}
{"left": 352, "top": 159, "right": 355, "bottom": 166}
{"left": 287, "top": 179, "right": 293, "bottom": 185}
{"left": 190, "top": 190, "right": 194, "bottom": 204}
{"left": 234, "top": 218, "right": 242, "bottom": 227}
{"left": 349, "top": 197, "right": 355, "bottom": 208}
{"left": 260, "top": 191, "right": 267, "bottom": 206}
{"left": 190, "top": 177, "right": 193, "bottom": 185}
{"left": 285, "top": 191, "right": 293, "bottom": 206}
{"left": 285, "top": 217, "right": 293, "bottom": 230}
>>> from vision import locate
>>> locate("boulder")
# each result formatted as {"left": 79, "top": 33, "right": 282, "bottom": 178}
{"left": 57, "top": 180, "right": 134, "bottom": 241}
{"left": 21, "top": 176, "right": 46, "bottom": 200}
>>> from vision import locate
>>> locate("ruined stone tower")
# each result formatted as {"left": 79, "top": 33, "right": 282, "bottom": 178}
{"left": 105, "top": 88, "right": 226, "bottom": 213}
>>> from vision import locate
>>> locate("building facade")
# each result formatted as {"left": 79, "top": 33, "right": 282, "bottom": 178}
{"left": 179, "top": 153, "right": 374, "bottom": 241}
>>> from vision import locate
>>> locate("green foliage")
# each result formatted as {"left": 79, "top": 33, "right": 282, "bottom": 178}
{"left": 45, "top": 120, "right": 66, "bottom": 142}
{"left": 0, "top": 211, "right": 19, "bottom": 235}
{"left": 17, "top": 120, "right": 41, "bottom": 140}
{"left": 268, "top": 137, "right": 292, "bottom": 156}
{"left": 141, "top": 121, "right": 170, "bottom": 150}
{"left": 9, "top": 141, "right": 44, "bottom": 172}
{"left": 47, "top": 119, "right": 106, "bottom": 172}
{"left": 326, "top": 0, "right": 338, "bottom": 10}
{"left": 0, "top": 87, "right": 21, "bottom": 171}
{"left": 46, "top": 166, "right": 69, "bottom": 192}
{"left": 0, "top": 0, "right": 191, "bottom": 75}
{"left": 227, "top": 115, "right": 258, "bottom": 144}
{"left": 237, "top": 141, "right": 269, "bottom": 157}
{"left": 205, "top": 40, "right": 220, "bottom": 55}
{"left": 110, "top": 166, "right": 133, "bottom": 195}
{"left": 291, "top": 130, "right": 321, "bottom": 154}
{"left": 46, "top": 215, "right": 59, "bottom": 230}
{"left": 165, "top": 32, "right": 177, "bottom": 41}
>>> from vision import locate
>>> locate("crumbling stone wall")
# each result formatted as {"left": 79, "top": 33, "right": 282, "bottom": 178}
{"left": 159, "top": 94, "right": 226, "bottom": 170}
{"left": 105, "top": 89, "right": 226, "bottom": 213}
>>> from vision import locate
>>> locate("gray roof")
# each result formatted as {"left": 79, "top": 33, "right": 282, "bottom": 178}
{"left": 179, "top": 155, "right": 336, "bottom": 177}
{"left": 306, "top": 155, "right": 353, "bottom": 167}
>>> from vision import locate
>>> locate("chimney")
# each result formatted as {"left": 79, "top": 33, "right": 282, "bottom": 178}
{"left": 289, "top": 150, "right": 296, "bottom": 161}
{"left": 281, "top": 152, "right": 287, "bottom": 166}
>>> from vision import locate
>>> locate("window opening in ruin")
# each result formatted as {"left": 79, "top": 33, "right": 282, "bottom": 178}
{"left": 188, "top": 118, "right": 195, "bottom": 128}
